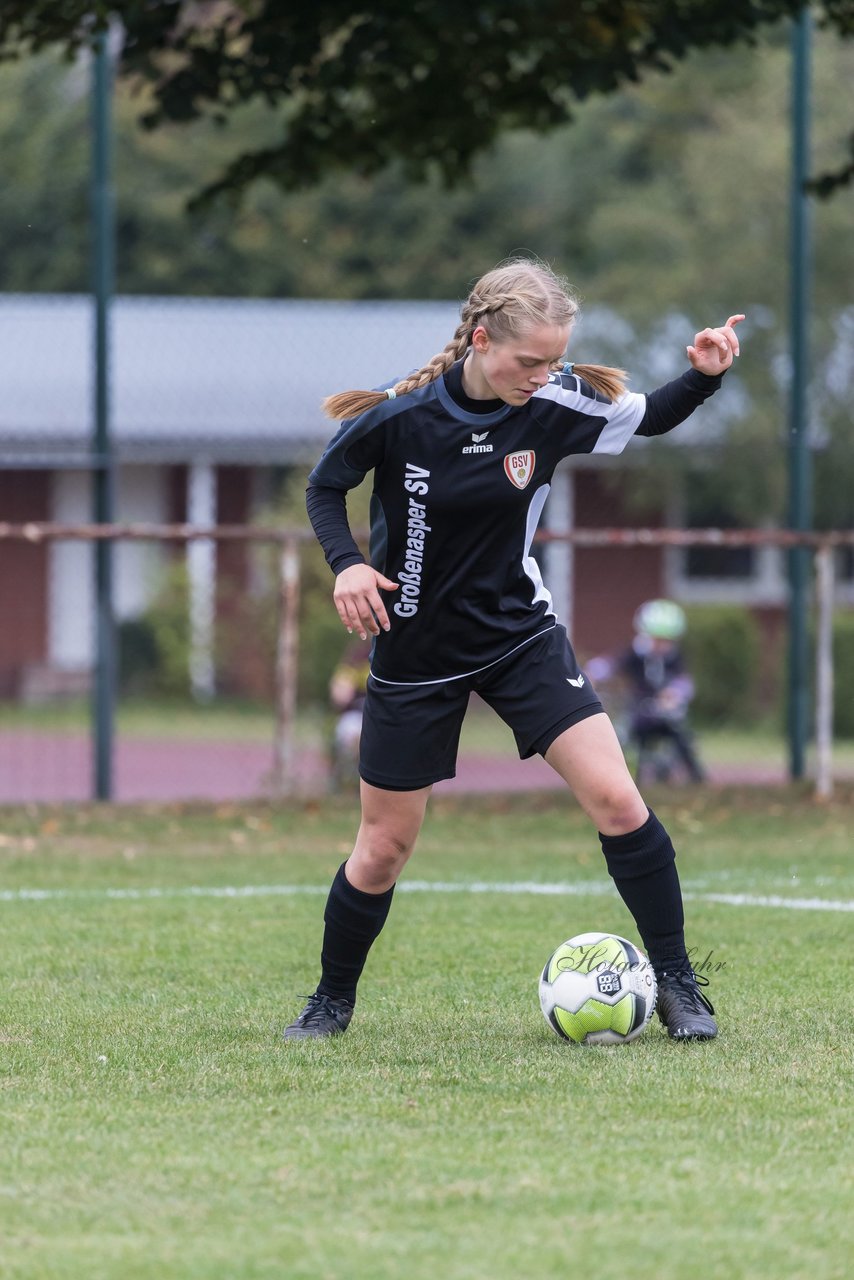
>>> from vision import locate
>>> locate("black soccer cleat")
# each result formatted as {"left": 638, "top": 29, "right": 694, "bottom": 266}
{"left": 282, "top": 993, "right": 354, "bottom": 1041}
{"left": 656, "top": 970, "right": 717, "bottom": 1041}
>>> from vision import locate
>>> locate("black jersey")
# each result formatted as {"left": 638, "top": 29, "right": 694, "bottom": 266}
{"left": 620, "top": 639, "right": 689, "bottom": 699}
{"left": 308, "top": 365, "right": 721, "bottom": 685}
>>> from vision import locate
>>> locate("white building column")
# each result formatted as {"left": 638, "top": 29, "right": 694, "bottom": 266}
{"left": 114, "top": 466, "right": 168, "bottom": 621}
{"left": 49, "top": 470, "right": 94, "bottom": 672}
{"left": 187, "top": 460, "right": 217, "bottom": 702}
{"left": 544, "top": 464, "right": 574, "bottom": 633}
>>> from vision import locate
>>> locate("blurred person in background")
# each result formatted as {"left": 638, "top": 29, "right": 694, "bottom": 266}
{"left": 328, "top": 637, "right": 371, "bottom": 790}
{"left": 588, "top": 599, "right": 706, "bottom": 784}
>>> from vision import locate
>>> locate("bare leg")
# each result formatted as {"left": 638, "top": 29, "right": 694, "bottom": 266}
{"left": 346, "top": 780, "right": 432, "bottom": 891}
{"left": 544, "top": 712, "right": 649, "bottom": 834}
{"left": 284, "top": 782, "right": 432, "bottom": 1037}
{"left": 543, "top": 712, "right": 698, "bottom": 1002}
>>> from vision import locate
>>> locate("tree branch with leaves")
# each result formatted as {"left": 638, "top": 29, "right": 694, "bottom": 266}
{"left": 0, "top": 1, "right": 850, "bottom": 207}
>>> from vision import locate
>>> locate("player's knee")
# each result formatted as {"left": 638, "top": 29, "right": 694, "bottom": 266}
{"left": 356, "top": 823, "right": 416, "bottom": 878}
{"left": 588, "top": 783, "right": 648, "bottom": 836}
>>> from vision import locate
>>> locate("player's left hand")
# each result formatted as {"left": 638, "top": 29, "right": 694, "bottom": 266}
{"left": 687, "top": 314, "right": 745, "bottom": 375}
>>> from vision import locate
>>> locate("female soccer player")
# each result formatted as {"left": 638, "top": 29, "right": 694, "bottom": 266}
{"left": 286, "top": 257, "right": 743, "bottom": 1043}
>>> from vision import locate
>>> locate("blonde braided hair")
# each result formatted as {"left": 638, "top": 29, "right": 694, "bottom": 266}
{"left": 321, "top": 258, "right": 627, "bottom": 420}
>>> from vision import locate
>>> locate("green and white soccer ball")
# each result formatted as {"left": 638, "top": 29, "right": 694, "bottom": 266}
{"left": 539, "top": 931, "right": 657, "bottom": 1045}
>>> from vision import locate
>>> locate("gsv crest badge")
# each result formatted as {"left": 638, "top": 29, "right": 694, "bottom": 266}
{"left": 503, "top": 450, "right": 535, "bottom": 490}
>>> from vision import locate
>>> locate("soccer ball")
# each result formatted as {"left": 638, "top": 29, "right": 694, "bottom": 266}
{"left": 539, "top": 931, "right": 657, "bottom": 1045}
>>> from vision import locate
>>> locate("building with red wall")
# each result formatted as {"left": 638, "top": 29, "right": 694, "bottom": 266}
{"left": 1, "top": 294, "right": 830, "bottom": 701}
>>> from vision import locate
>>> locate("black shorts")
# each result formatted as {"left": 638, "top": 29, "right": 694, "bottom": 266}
{"left": 359, "top": 624, "right": 604, "bottom": 791}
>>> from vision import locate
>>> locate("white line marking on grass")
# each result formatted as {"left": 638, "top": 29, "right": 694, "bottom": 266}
{"left": 0, "top": 884, "right": 328, "bottom": 903}
{"left": 683, "top": 891, "right": 854, "bottom": 913}
{"left": 402, "top": 880, "right": 616, "bottom": 897}
{"left": 1, "top": 881, "right": 853, "bottom": 912}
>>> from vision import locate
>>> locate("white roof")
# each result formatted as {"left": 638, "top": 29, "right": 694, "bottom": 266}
{"left": 0, "top": 293, "right": 755, "bottom": 465}
{"left": 0, "top": 294, "right": 461, "bottom": 464}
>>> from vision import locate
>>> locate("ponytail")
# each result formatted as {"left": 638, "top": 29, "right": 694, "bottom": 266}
{"left": 322, "top": 257, "right": 631, "bottom": 419}
{"left": 561, "top": 362, "right": 629, "bottom": 401}
{"left": 321, "top": 387, "right": 395, "bottom": 420}
{"left": 321, "top": 321, "right": 471, "bottom": 420}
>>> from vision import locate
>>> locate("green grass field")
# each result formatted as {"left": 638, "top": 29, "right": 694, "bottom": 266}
{"left": 1, "top": 787, "right": 853, "bottom": 1280}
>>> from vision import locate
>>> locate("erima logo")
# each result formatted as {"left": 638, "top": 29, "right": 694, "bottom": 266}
{"left": 566, "top": 675, "right": 585, "bottom": 688}
{"left": 462, "top": 430, "right": 493, "bottom": 455}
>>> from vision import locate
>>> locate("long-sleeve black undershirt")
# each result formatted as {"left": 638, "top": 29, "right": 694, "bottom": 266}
{"left": 637, "top": 367, "right": 723, "bottom": 437}
{"left": 305, "top": 484, "right": 364, "bottom": 576}
{"left": 307, "top": 366, "right": 724, "bottom": 575}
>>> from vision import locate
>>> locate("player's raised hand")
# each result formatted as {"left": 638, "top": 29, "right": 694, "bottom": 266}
{"left": 687, "top": 314, "right": 745, "bottom": 375}
{"left": 333, "top": 563, "right": 398, "bottom": 639}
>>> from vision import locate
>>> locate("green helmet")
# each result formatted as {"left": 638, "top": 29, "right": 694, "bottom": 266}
{"left": 633, "top": 599, "right": 686, "bottom": 640}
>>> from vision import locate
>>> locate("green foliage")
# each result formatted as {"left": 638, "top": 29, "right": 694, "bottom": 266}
{"left": 212, "top": 570, "right": 278, "bottom": 702}
{"left": 833, "top": 610, "right": 854, "bottom": 738}
{"left": 1, "top": 2, "right": 849, "bottom": 205}
{"left": 256, "top": 470, "right": 373, "bottom": 708}
{"left": 135, "top": 560, "right": 192, "bottom": 698}
{"left": 0, "top": 52, "right": 90, "bottom": 291}
{"left": 683, "top": 604, "right": 763, "bottom": 725}
{"left": 0, "top": 33, "right": 851, "bottom": 531}
{"left": 117, "top": 616, "right": 160, "bottom": 695}
{"left": 297, "top": 562, "right": 356, "bottom": 708}
{"left": 113, "top": 468, "right": 370, "bottom": 711}
{"left": 120, "top": 552, "right": 295, "bottom": 705}
{"left": 3, "top": 31, "right": 851, "bottom": 308}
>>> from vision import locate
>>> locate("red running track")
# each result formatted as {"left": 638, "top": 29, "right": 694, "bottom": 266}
{"left": 0, "top": 731, "right": 807, "bottom": 805}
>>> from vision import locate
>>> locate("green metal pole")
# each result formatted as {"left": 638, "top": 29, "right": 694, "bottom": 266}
{"left": 92, "top": 29, "right": 115, "bottom": 800}
{"left": 786, "top": 8, "right": 813, "bottom": 781}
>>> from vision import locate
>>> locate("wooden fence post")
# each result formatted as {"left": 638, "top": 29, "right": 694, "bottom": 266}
{"left": 814, "top": 542, "right": 835, "bottom": 801}
{"left": 273, "top": 535, "right": 301, "bottom": 797}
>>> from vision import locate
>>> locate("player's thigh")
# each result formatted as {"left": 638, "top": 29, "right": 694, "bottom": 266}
{"left": 544, "top": 713, "right": 648, "bottom": 835}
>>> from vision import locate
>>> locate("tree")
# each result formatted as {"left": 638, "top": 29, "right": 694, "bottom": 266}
{"left": 0, "top": 1, "right": 851, "bottom": 206}
{"left": 1, "top": 18, "right": 850, "bottom": 535}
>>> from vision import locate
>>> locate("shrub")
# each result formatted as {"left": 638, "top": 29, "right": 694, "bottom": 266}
{"left": 233, "top": 537, "right": 347, "bottom": 707}
{"left": 116, "top": 561, "right": 193, "bottom": 699}
{"left": 117, "top": 617, "right": 161, "bottom": 695}
{"left": 142, "top": 561, "right": 195, "bottom": 697}
{"left": 832, "top": 611, "right": 854, "bottom": 738}
{"left": 254, "top": 469, "right": 373, "bottom": 710}
{"left": 682, "top": 605, "right": 762, "bottom": 726}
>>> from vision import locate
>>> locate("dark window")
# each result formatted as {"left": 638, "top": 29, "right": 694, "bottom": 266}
{"left": 836, "top": 547, "right": 854, "bottom": 583}
{"left": 683, "top": 479, "right": 755, "bottom": 580}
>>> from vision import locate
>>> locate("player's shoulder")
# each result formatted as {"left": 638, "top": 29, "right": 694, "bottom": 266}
{"left": 339, "top": 377, "right": 439, "bottom": 432}
{"left": 542, "top": 369, "right": 613, "bottom": 406}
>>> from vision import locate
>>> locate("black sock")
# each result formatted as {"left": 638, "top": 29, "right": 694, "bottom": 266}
{"left": 598, "top": 810, "right": 689, "bottom": 975}
{"left": 316, "top": 862, "right": 395, "bottom": 1004}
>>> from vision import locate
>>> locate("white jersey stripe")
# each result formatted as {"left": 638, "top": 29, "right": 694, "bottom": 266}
{"left": 521, "top": 483, "right": 555, "bottom": 615}
{"left": 369, "top": 623, "right": 557, "bottom": 686}
{"left": 533, "top": 381, "right": 646, "bottom": 455}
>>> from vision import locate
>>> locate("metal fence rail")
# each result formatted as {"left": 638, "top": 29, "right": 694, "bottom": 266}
{"left": 1, "top": 522, "right": 852, "bottom": 803}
